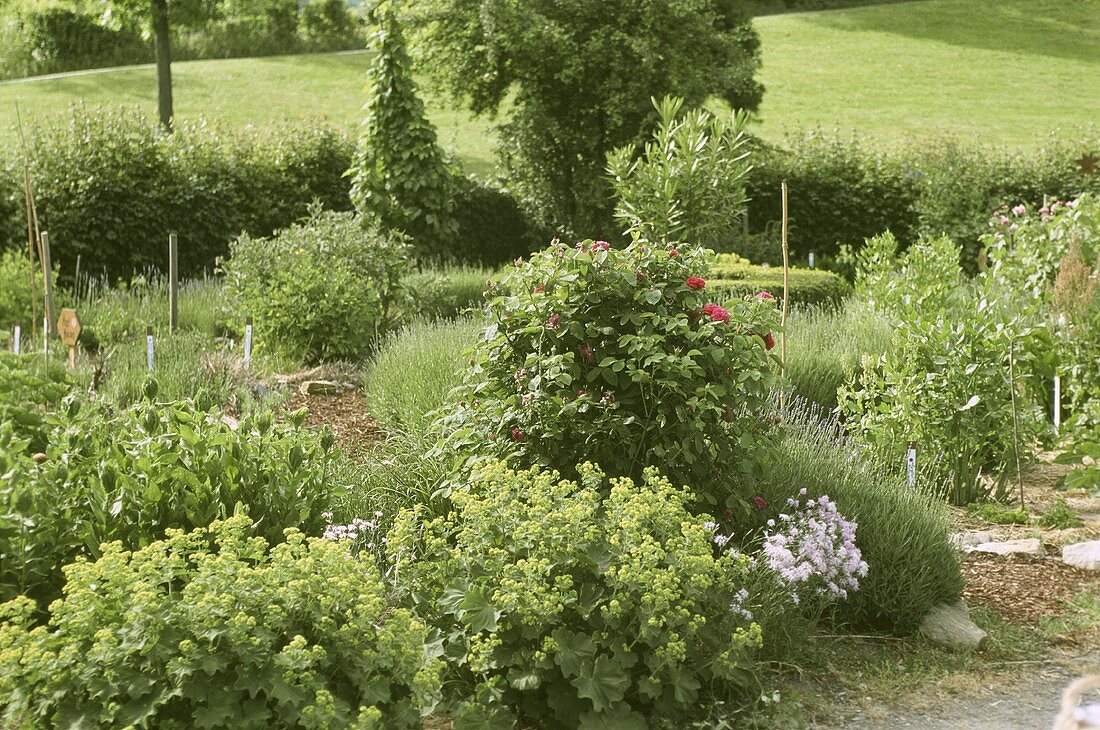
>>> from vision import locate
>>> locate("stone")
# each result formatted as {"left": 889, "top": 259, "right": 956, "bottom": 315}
{"left": 299, "top": 380, "right": 339, "bottom": 396}
{"left": 920, "top": 600, "right": 987, "bottom": 650}
{"left": 1062, "top": 540, "right": 1100, "bottom": 570}
{"left": 967, "top": 538, "right": 1043, "bottom": 557}
{"left": 950, "top": 531, "right": 993, "bottom": 550}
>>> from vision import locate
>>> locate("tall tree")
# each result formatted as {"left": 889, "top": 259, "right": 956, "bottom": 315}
{"left": 150, "top": 0, "right": 173, "bottom": 130}
{"left": 349, "top": 2, "right": 457, "bottom": 257}
{"left": 403, "top": 0, "right": 764, "bottom": 239}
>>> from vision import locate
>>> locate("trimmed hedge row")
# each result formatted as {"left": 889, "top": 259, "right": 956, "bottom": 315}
{"left": 709, "top": 252, "right": 851, "bottom": 308}
{"left": 742, "top": 134, "right": 1100, "bottom": 271}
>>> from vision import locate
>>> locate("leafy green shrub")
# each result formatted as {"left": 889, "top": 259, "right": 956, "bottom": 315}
{"left": 0, "top": 515, "right": 442, "bottom": 728}
{"left": 844, "top": 232, "right": 967, "bottom": 320}
{"left": 839, "top": 302, "right": 1049, "bottom": 504}
{"left": 785, "top": 301, "right": 893, "bottom": 409}
{"left": 450, "top": 174, "right": 544, "bottom": 265}
{"left": 0, "top": 5, "right": 148, "bottom": 80}
{"left": 403, "top": 264, "right": 494, "bottom": 320}
{"left": 0, "top": 391, "right": 347, "bottom": 608}
{"left": 607, "top": 96, "right": 751, "bottom": 248}
{"left": 222, "top": 209, "right": 411, "bottom": 363}
{"left": 350, "top": 7, "right": 457, "bottom": 257}
{"left": 363, "top": 316, "right": 481, "bottom": 437}
{"left": 1036, "top": 498, "right": 1082, "bottom": 529}
{"left": 755, "top": 399, "right": 963, "bottom": 634}
{"left": 297, "top": 0, "right": 363, "bottom": 52}
{"left": 0, "top": 247, "right": 60, "bottom": 336}
{"left": 20, "top": 108, "right": 354, "bottom": 282}
{"left": 436, "top": 240, "right": 782, "bottom": 508}
{"left": 0, "top": 351, "right": 69, "bottom": 452}
{"left": 394, "top": 461, "right": 761, "bottom": 728}
{"left": 1058, "top": 400, "right": 1100, "bottom": 494}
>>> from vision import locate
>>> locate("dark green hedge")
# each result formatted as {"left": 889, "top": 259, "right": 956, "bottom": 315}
{"left": 8, "top": 109, "right": 354, "bottom": 282}
{"left": 740, "top": 134, "right": 1099, "bottom": 271}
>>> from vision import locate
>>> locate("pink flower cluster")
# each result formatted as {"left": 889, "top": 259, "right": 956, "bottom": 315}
{"left": 762, "top": 489, "right": 867, "bottom": 604}
{"left": 686, "top": 275, "right": 706, "bottom": 290}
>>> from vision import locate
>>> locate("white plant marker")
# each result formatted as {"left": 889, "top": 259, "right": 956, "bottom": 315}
{"left": 1054, "top": 375, "right": 1062, "bottom": 434}
{"left": 244, "top": 316, "right": 253, "bottom": 370}
{"left": 906, "top": 440, "right": 917, "bottom": 488}
{"left": 12, "top": 324, "right": 20, "bottom": 354}
{"left": 808, "top": 251, "right": 815, "bottom": 269}
{"left": 146, "top": 326, "right": 155, "bottom": 372}
{"left": 42, "top": 315, "right": 48, "bottom": 355}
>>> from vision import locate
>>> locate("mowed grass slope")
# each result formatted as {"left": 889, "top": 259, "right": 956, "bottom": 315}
{"left": 751, "top": 0, "right": 1100, "bottom": 146}
{"left": 0, "top": 0, "right": 1096, "bottom": 165}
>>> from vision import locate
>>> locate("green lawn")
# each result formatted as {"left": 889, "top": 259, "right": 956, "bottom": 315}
{"left": 0, "top": 0, "right": 1097, "bottom": 168}
{"left": 751, "top": 0, "right": 1100, "bottom": 146}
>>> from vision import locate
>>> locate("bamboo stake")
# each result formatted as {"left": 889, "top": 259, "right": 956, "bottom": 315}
{"left": 15, "top": 103, "right": 39, "bottom": 339}
{"left": 780, "top": 182, "right": 790, "bottom": 382}
{"left": 168, "top": 233, "right": 178, "bottom": 332}
{"left": 1008, "top": 340, "right": 1024, "bottom": 509}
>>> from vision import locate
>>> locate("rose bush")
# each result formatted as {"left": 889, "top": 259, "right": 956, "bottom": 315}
{"left": 434, "top": 239, "right": 782, "bottom": 508}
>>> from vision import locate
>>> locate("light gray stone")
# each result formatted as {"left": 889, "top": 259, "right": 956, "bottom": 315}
{"left": 950, "top": 531, "right": 993, "bottom": 550}
{"left": 1062, "top": 540, "right": 1100, "bottom": 570}
{"left": 967, "top": 538, "right": 1043, "bottom": 557}
{"left": 920, "top": 600, "right": 988, "bottom": 650}
{"left": 299, "top": 380, "right": 339, "bottom": 396}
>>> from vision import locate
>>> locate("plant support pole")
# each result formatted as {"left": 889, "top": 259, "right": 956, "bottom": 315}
{"left": 780, "top": 182, "right": 790, "bottom": 381}
{"left": 1008, "top": 340, "right": 1024, "bottom": 509}
{"left": 169, "top": 233, "right": 178, "bottom": 331}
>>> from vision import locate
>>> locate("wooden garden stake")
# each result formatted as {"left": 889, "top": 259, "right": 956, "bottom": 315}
{"left": 1008, "top": 340, "right": 1024, "bottom": 508}
{"left": 244, "top": 316, "right": 253, "bottom": 370}
{"left": 169, "top": 232, "right": 179, "bottom": 332}
{"left": 146, "top": 326, "right": 155, "bottom": 373}
{"left": 906, "top": 441, "right": 917, "bottom": 488}
{"left": 11, "top": 324, "right": 20, "bottom": 355}
{"left": 39, "top": 231, "right": 56, "bottom": 332}
{"left": 57, "top": 308, "right": 81, "bottom": 369}
{"left": 780, "top": 182, "right": 790, "bottom": 381}
{"left": 16, "top": 102, "right": 39, "bottom": 338}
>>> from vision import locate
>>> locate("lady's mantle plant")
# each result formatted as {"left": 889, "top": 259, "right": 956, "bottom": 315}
{"left": 391, "top": 461, "right": 761, "bottom": 729}
{"left": 0, "top": 516, "right": 443, "bottom": 729}
{"left": 436, "top": 239, "right": 781, "bottom": 507}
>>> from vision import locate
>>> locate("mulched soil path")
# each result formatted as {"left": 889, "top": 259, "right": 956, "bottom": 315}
{"left": 286, "top": 388, "right": 385, "bottom": 458}
{"left": 961, "top": 552, "right": 1099, "bottom": 625}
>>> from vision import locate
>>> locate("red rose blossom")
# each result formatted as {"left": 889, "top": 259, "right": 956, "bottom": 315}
{"left": 546, "top": 313, "right": 562, "bottom": 329}
{"left": 755, "top": 291, "right": 775, "bottom": 301}
{"left": 752, "top": 496, "right": 767, "bottom": 511}
{"left": 763, "top": 332, "right": 776, "bottom": 350}
{"left": 707, "top": 305, "right": 730, "bottom": 324}
{"left": 511, "top": 427, "right": 525, "bottom": 442}
{"left": 686, "top": 276, "right": 706, "bottom": 290}
{"left": 591, "top": 241, "right": 610, "bottom": 252}
{"left": 669, "top": 248, "right": 680, "bottom": 257}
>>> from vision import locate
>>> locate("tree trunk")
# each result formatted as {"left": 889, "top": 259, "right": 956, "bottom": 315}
{"left": 152, "top": 0, "right": 173, "bottom": 131}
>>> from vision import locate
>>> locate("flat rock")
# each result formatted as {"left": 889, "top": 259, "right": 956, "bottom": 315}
{"left": 950, "top": 531, "right": 993, "bottom": 550}
{"left": 967, "top": 538, "right": 1043, "bottom": 557}
{"left": 1062, "top": 541, "right": 1100, "bottom": 570}
{"left": 920, "top": 600, "right": 987, "bottom": 650}
{"left": 299, "top": 380, "right": 339, "bottom": 396}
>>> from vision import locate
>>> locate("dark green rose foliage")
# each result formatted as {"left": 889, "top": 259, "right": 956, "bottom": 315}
{"left": 436, "top": 240, "right": 782, "bottom": 509}
{"left": 0, "top": 516, "right": 443, "bottom": 729}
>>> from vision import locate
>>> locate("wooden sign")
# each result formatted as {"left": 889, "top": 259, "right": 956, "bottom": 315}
{"left": 57, "top": 308, "right": 81, "bottom": 368}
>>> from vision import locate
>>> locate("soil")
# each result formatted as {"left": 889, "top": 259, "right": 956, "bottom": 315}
{"left": 286, "top": 386, "right": 384, "bottom": 457}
